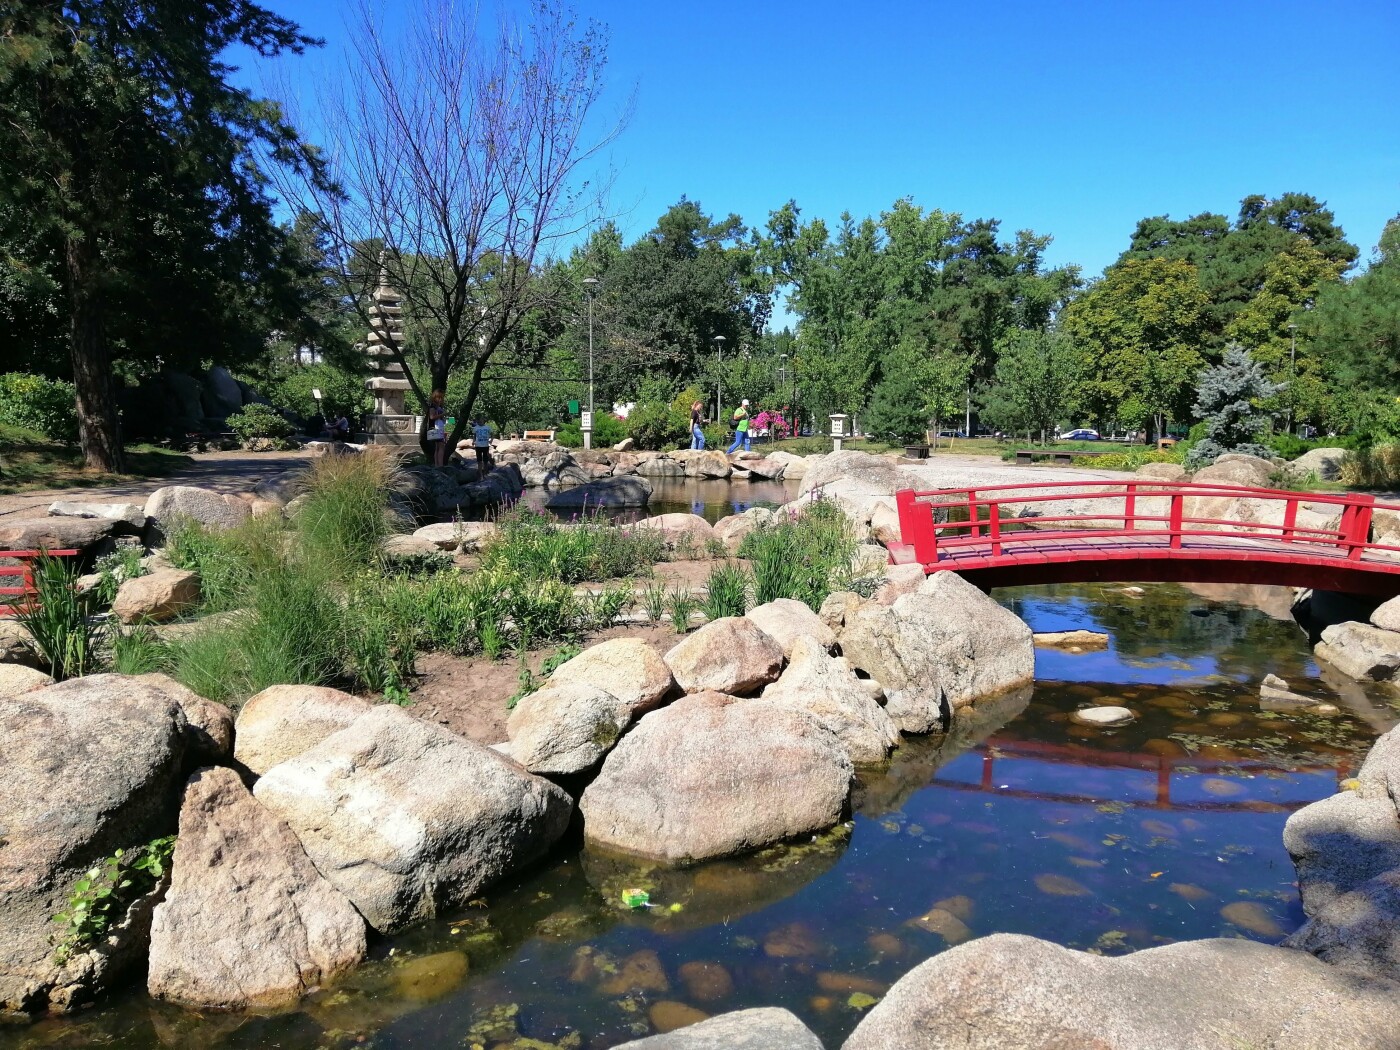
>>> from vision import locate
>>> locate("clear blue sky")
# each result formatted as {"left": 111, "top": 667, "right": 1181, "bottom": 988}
{"left": 245, "top": 0, "right": 1400, "bottom": 292}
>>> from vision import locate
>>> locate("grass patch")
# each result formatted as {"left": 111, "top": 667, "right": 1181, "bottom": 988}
{"left": 14, "top": 553, "right": 104, "bottom": 679}
{"left": 739, "top": 500, "right": 858, "bottom": 611}
{"left": 482, "top": 507, "right": 666, "bottom": 582}
{"left": 702, "top": 562, "right": 750, "bottom": 620}
{"left": 0, "top": 425, "right": 191, "bottom": 494}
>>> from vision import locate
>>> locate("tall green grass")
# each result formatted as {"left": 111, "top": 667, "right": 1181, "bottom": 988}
{"left": 703, "top": 562, "right": 750, "bottom": 620}
{"left": 483, "top": 507, "right": 666, "bottom": 582}
{"left": 739, "top": 500, "right": 858, "bottom": 610}
{"left": 14, "top": 553, "right": 103, "bottom": 679}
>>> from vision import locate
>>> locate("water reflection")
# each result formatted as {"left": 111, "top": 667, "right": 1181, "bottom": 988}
{"left": 5, "top": 583, "right": 1394, "bottom": 1050}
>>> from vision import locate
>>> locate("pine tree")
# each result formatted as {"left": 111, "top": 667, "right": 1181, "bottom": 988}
{"left": 1185, "top": 344, "right": 1282, "bottom": 469}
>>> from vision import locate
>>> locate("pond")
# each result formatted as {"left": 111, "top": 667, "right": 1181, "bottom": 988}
{"left": 7, "top": 582, "right": 1395, "bottom": 1050}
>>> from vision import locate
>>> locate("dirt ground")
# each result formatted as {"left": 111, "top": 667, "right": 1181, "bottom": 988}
{"left": 407, "top": 621, "right": 681, "bottom": 747}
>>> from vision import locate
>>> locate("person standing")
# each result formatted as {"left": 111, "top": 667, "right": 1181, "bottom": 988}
{"left": 472, "top": 417, "right": 493, "bottom": 475}
{"left": 727, "top": 399, "right": 751, "bottom": 454}
{"left": 690, "top": 400, "right": 706, "bottom": 450}
{"left": 426, "top": 390, "right": 448, "bottom": 467}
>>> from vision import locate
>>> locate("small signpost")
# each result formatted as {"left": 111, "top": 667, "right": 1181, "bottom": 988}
{"left": 581, "top": 410, "right": 594, "bottom": 449}
{"left": 830, "top": 413, "right": 848, "bottom": 452}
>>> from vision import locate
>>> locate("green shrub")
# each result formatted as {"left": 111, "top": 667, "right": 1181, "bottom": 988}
{"left": 702, "top": 562, "right": 750, "bottom": 620}
{"left": 295, "top": 451, "right": 400, "bottom": 576}
{"left": 52, "top": 836, "right": 175, "bottom": 965}
{"left": 0, "top": 373, "right": 78, "bottom": 444}
{"left": 14, "top": 554, "right": 103, "bottom": 679}
{"left": 739, "top": 500, "right": 857, "bottom": 610}
{"left": 227, "top": 403, "right": 295, "bottom": 443}
{"left": 556, "top": 414, "right": 628, "bottom": 448}
{"left": 94, "top": 547, "right": 147, "bottom": 605}
{"left": 259, "top": 362, "right": 372, "bottom": 423}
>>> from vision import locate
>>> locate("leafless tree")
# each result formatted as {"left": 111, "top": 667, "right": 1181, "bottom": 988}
{"left": 275, "top": 0, "right": 624, "bottom": 448}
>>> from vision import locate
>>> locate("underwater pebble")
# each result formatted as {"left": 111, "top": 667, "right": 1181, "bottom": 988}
{"left": 816, "top": 971, "right": 889, "bottom": 996}
{"left": 908, "top": 907, "right": 972, "bottom": 943}
{"left": 1071, "top": 706, "right": 1135, "bottom": 727}
{"left": 1201, "top": 777, "right": 1245, "bottom": 797}
{"left": 763, "top": 921, "right": 821, "bottom": 958}
{"left": 648, "top": 1000, "right": 709, "bottom": 1033}
{"left": 677, "top": 961, "right": 734, "bottom": 1003}
{"left": 1034, "top": 873, "right": 1091, "bottom": 897}
{"left": 1220, "top": 900, "right": 1286, "bottom": 938}
{"left": 866, "top": 932, "right": 905, "bottom": 957}
{"left": 598, "top": 950, "right": 669, "bottom": 995}
{"left": 1169, "top": 882, "right": 1212, "bottom": 902}
{"left": 391, "top": 951, "right": 469, "bottom": 1002}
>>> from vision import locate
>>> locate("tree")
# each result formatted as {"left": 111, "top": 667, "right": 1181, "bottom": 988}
{"left": 863, "top": 369, "right": 929, "bottom": 445}
{"left": 1185, "top": 345, "right": 1282, "bottom": 469}
{"left": 1060, "top": 258, "right": 1211, "bottom": 437}
{"left": 0, "top": 0, "right": 320, "bottom": 470}
{"left": 981, "top": 329, "right": 1081, "bottom": 444}
{"left": 278, "top": 0, "right": 622, "bottom": 453}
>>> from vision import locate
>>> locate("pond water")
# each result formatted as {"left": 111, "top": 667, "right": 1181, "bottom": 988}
{"left": 7, "top": 582, "right": 1396, "bottom": 1050}
{"left": 515, "top": 477, "right": 800, "bottom": 524}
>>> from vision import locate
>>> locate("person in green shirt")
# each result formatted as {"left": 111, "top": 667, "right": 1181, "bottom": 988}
{"left": 726, "top": 398, "right": 751, "bottom": 454}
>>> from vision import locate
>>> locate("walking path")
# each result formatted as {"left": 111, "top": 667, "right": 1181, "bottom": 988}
{"left": 0, "top": 450, "right": 316, "bottom": 520}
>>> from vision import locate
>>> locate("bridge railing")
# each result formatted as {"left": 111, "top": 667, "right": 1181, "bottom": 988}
{"left": 894, "top": 481, "right": 1400, "bottom": 567}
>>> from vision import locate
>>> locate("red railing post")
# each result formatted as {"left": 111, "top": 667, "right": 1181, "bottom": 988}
{"left": 1343, "top": 494, "right": 1375, "bottom": 561}
{"left": 967, "top": 490, "right": 980, "bottom": 539}
{"left": 1282, "top": 496, "right": 1299, "bottom": 544}
{"left": 988, "top": 501, "right": 1002, "bottom": 556}
{"left": 1169, "top": 492, "right": 1184, "bottom": 550}
{"left": 1124, "top": 483, "right": 1136, "bottom": 532}
{"left": 896, "top": 489, "right": 938, "bottom": 566}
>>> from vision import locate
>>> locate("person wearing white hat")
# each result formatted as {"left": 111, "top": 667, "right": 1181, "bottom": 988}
{"left": 727, "top": 398, "right": 751, "bottom": 454}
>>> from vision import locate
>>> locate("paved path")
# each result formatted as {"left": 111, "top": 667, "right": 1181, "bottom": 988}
{"left": 0, "top": 450, "right": 316, "bottom": 520}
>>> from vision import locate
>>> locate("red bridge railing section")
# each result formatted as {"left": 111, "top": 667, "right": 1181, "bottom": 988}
{"left": 0, "top": 549, "right": 81, "bottom": 615}
{"left": 891, "top": 481, "right": 1400, "bottom": 581}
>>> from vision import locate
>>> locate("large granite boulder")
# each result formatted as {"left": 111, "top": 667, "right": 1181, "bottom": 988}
{"left": 840, "top": 570, "right": 1034, "bottom": 733}
{"left": 1285, "top": 867, "right": 1400, "bottom": 983}
{"left": 672, "top": 450, "right": 732, "bottom": 479}
{"left": 47, "top": 501, "right": 147, "bottom": 531}
{"left": 745, "top": 598, "right": 836, "bottom": 658}
{"left": 134, "top": 674, "right": 233, "bottom": 763}
{"left": 635, "top": 513, "right": 718, "bottom": 551}
{"left": 768, "top": 450, "right": 816, "bottom": 481}
{"left": 411, "top": 521, "right": 497, "bottom": 553}
{"left": 145, "top": 486, "right": 252, "bottom": 532}
{"left": 506, "top": 681, "right": 632, "bottom": 775}
{"left": 251, "top": 471, "right": 307, "bottom": 507}
{"left": 233, "top": 685, "right": 375, "bottom": 776}
{"left": 664, "top": 617, "right": 785, "bottom": 695}
{"left": 0, "top": 516, "right": 120, "bottom": 553}
{"left": 0, "top": 676, "right": 191, "bottom": 1015}
{"left": 1292, "top": 447, "right": 1349, "bottom": 481}
{"left": 760, "top": 637, "right": 898, "bottom": 765}
{"left": 1315, "top": 621, "right": 1400, "bottom": 682}
{"left": 842, "top": 932, "right": 1400, "bottom": 1050}
{"left": 1284, "top": 791, "right": 1400, "bottom": 914}
{"left": 111, "top": 569, "right": 201, "bottom": 624}
{"left": 147, "top": 768, "right": 366, "bottom": 1010}
{"left": 636, "top": 456, "right": 685, "bottom": 478}
{"left": 0, "top": 664, "right": 54, "bottom": 698}
{"left": 252, "top": 705, "right": 572, "bottom": 932}
{"left": 579, "top": 691, "right": 852, "bottom": 864}
{"left": 614, "top": 1007, "right": 824, "bottom": 1049}
{"left": 712, "top": 507, "right": 774, "bottom": 554}
{"left": 545, "top": 475, "right": 653, "bottom": 509}
{"left": 545, "top": 638, "right": 676, "bottom": 713}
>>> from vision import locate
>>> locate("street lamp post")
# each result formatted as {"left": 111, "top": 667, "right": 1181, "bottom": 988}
{"left": 713, "top": 335, "right": 726, "bottom": 424}
{"left": 582, "top": 277, "right": 600, "bottom": 449}
{"left": 1287, "top": 322, "right": 1298, "bottom": 435}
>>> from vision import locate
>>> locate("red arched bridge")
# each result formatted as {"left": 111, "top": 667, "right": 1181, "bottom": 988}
{"left": 890, "top": 480, "right": 1400, "bottom": 597}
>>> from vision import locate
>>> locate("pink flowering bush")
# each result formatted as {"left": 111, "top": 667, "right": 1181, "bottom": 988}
{"left": 751, "top": 409, "right": 793, "bottom": 439}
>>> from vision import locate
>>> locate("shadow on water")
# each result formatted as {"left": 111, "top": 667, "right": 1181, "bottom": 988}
{"left": 6, "top": 582, "right": 1396, "bottom": 1050}
{"left": 510, "top": 477, "right": 799, "bottom": 525}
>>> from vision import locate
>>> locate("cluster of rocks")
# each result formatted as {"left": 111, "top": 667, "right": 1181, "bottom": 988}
{"left": 0, "top": 675, "right": 573, "bottom": 1017}
{"left": 1310, "top": 593, "right": 1400, "bottom": 686}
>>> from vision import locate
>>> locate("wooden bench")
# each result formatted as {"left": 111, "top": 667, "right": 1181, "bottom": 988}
{"left": 1014, "top": 448, "right": 1120, "bottom": 466}
{"left": 522, "top": 429, "right": 556, "bottom": 442}
{"left": 0, "top": 548, "right": 81, "bottom": 615}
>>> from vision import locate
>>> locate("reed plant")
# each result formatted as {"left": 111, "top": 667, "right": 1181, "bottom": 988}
{"left": 702, "top": 562, "right": 751, "bottom": 620}
{"left": 740, "top": 499, "right": 858, "bottom": 610}
{"left": 666, "top": 588, "right": 700, "bottom": 633}
{"left": 483, "top": 507, "right": 666, "bottom": 583}
{"left": 14, "top": 553, "right": 103, "bottom": 679}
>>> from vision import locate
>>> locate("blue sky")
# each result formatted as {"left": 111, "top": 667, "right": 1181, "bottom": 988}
{"left": 244, "top": 0, "right": 1400, "bottom": 289}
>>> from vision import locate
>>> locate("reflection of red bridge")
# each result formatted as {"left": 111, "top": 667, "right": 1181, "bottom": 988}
{"left": 892, "top": 481, "right": 1400, "bottom": 597}
{"left": 934, "top": 737, "right": 1354, "bottom": 812}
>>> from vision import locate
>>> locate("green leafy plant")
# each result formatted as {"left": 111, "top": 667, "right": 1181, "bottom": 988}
{"left": 702, "top": 562, "right": 750, "bottom": 620}
{"left": 479, "top": 620, "right": 505, "bottom": 660}
{"left": 739, "top": 500, "right": 858, "bottom": 610}
{"left": 0, "top": 373, "right": 79, "bottom": 443}
{"left": 482, "top": 508, "right": 665, "bottom": 583}
{"left": 94, "top": 547, "right": 147, "bottom": 605}
{"left": 586, "top": 583, "right": 632, "bottom": 629}
{"left": 506, "top": 643, "right": 581, "bottom": 709}
{"left": 14, "top": 553, "right": 103, "bottom": 679}
{"left": 555, "top": 413, "right": 628, "bottom": 448}
{"left": 226, "top": 403, "right": 296, "bottom": 444}
{"left": 52, "top": 836, "right": 176, "bottom": 965}
{"left": 109, "top": 627, "right": 172, "bottom": 676}
{"left": 666, "top": 588, "right": 700, "bottom": 633}
{"left": 642, "top": 579, "right": 668, "bottom": 623}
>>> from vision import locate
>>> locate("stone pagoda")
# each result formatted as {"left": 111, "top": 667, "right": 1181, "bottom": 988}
{"left": 361, "top": 268, "right": 417, "bottom": 444}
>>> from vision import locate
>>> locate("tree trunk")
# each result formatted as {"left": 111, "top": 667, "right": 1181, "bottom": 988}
{"left": 65, "top": 236, "right": 124, "bottom": 473}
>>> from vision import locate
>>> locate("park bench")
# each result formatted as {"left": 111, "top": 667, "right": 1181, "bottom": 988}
{"left": 1014, "top": 448, "right": 1120, "bottom": 466}
{"left": 0, "top": 549, "right": 80, "bottom": 615}
{"left": 522, "top": 429, "right": 556, "bottom": 442}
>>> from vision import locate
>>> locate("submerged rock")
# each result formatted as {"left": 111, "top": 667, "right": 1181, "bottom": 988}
{"left": 842, "top": 933, "right": 1400, "bottom": 1050}
{"left": 579, "top": 691, "right": 852, "bottom": 864}
{"left": 253, "top": 705, "right": 573, "bottom": 932}
{"left": 147, "top": 768, "right": 365, "bottom": 1009}
{"left": 1070, "top": 705, "right": 1134, "bottom": 727}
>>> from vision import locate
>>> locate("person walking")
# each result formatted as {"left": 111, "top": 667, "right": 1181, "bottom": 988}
{"left": 726, "top": 399, "right": 751, "bottom": 454}
{"left": 472, "top": 417, "right": 493, "bottom": 475}
{"left": 426, "top": 390, "right": 448, "bottom": 467}
{"left": 690, "top": 400, "right": 706, "bottom": 450}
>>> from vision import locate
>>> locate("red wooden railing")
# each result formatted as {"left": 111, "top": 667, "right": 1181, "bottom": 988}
{"left": 893, "top": 481, "right": 1400, "bottom": 568}
{"left": 0, "top": 549, "right": 81, "bottom": 616}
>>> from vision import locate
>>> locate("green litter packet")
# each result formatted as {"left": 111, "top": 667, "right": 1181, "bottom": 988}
{"left": 620, "top": 888, "right": 650, "bottom": 909}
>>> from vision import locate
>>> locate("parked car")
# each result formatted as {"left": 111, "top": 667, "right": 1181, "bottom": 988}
{"left": 1062, "top": 428, "right": 1100, "bottom": 441}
